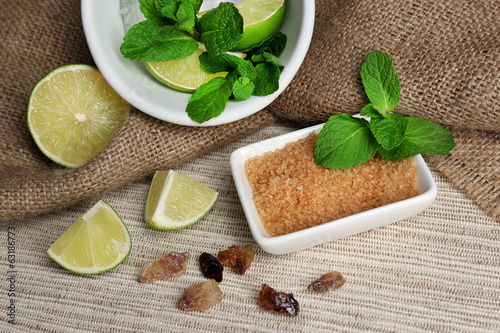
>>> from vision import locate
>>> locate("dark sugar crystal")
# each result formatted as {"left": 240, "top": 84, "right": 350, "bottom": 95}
{"left": 199, "top": 252, "right": 223, "bottom": 282}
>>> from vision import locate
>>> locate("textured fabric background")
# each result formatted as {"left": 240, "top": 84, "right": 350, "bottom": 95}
{"left": 271, "top": 0, "right": 499, "bottom": 131}
{"left": 1, "top": 122, "right": 499, "bottom": 332}
{"left": 268, "top": 0, "right": 500, "bottom": 219}
{"left": 0, "top": 0, "right": 498, "bottom": 222}
{"left": 1, "top": 0, "right": 500, "bottom": 330}
{"left": 0, "top": 0, "right": 276, "bottom": 221}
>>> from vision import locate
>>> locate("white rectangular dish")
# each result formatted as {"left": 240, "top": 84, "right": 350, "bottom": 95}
{"left": 230, "top": 123, "right": 437, "bottom": 255}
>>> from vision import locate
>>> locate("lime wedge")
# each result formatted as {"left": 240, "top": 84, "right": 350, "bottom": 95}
{"left": 27, "top": 64, "right": 131, "bottom": 168}
{"left": 144, "top": 170, "right": 219, "bottom": 230}
{"left": 144, "top": 47, "right": 228, "bottom": 92}
{"left": 234, "top": 0, "right": 286, "bottom": 51}
{"left": 47, "top": 200, "right": 132, "bottom": 275}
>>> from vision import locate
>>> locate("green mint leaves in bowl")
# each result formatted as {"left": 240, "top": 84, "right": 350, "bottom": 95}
{"left": 315, "top": 50, "right": 456, "bottom": 169}
{"left": 120, "top": 0, "right": 288, "bottom": 124}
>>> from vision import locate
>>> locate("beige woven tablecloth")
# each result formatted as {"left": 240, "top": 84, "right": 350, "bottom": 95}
{"left": 1, "top": 0, "right": 499, "bottom": 331}
{"left": 1, "top": 0, "right": 499, "bottom": 223}
{"left": 2, "top": 121, "right": 499, "bottom": 332}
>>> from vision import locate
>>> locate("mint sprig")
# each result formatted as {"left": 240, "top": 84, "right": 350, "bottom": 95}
{"left": 188, "top": 34, "right": 284, "bottom": 122}
{"left": 315, "top": 50, "right": 456, "bottom": 169}
{"left": 121, "top": 0, "right": 287, "bottom": 123}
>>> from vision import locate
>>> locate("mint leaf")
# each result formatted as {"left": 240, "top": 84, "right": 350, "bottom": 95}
{"left": 199, "top": 53, "right": 256, "bottom": 80}
{"left": 121, "top": 19, "right": 198, "bottom": 61}
{"left": 370, "top": 113, "right": 407, "bottom": 150}
{"left": 197, "top": 2, "right": 243, "bottom": 55}
{"left": 360, "top": 50, "right": 401, "bottom": 116}
{"left": 360, "top": 104, "right": 383, "bottom": 119}
{"left": 377, "top": 139, "right": 420, "bottom": 161}
{"left": 233, "top": 77, "right": 254, "bottom": 101}
{"left": 378, "top": 117, "right": 456, "bottom": 160}
{"left": 155, "top": 0, "right": 181, "bottom": 21}
{"left": 179, "top": 0, "right": 202, "bottom": 16}
{"left": 174, "top": 0, "right": 203, "bottom": 34}
{"left": 315, "top": 114, "right": 379, "bottom": 169}
{"left": 316, "top": 50, "right": 455, "bottom": 169}
{"left": 245, "top": 32, "right": 287, "bottom": 57}
{"left": 252, "top": 52, "right": 282, "bottom": 68}
{"left": 154, "top": 0, "right": 201, "bottom": 34}
{"left": 139, "top": 0, "right": 165, "bottom": 20}
{"left": 199, "top": 52, "right": 235, "bottom": 73}
{"left": 186, "top": 71, "right": 238, "bottom": 123}
{"left": 234, "top": 59, "right": 257, "bottom": 80}
{"left": 175, "top": 17, "right": 196, "bottom": 35}
{"left": 253, "top": 62, "right": 280, "bottom": 96}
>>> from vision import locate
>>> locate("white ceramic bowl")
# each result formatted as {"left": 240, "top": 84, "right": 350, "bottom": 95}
{"left": 81, "top": 0, "right": 315, "bottom": 126}
{"left": 230, "top": 123, "right": 437, "bottom": 255}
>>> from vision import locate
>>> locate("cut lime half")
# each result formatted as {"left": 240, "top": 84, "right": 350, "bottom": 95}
{"left": 144, "top": 170, "right": 219, "bottom": 230}
{"left": 27, "top": 64, "right": 131, "bottom": 168}
{"left": 47, "top": 200, "right": 132, "bottom": 275}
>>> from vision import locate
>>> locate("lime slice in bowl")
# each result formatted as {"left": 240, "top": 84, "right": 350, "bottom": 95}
{"left": 144, "top": 170, "right": 219, "bottom": 230}
{"left": 27, "top": 64, "right": 130, "bottom": 168}
{"left": 144, "top": 47, "right": 228, "bottom": 92}
{"left": 47, "top": 200, "right": 132, "bottom": 275}
{"left": 234, "top": 0, "right": 286, "bottom": 51}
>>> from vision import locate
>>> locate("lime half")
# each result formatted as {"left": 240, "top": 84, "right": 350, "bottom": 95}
{"left": 27, "top": 64, "right": 131, "bottom": 168}
{"left": 234, "top": 0, "right": 286, "bottom": 51}
{"left": 47, "top": 200, "right": 132, "bottom": 275}
{"left": 144, "top": 170, "right": 219, "bottom": 230}
{"left": 144, "top": 47, "right": 228, "bottom": 92}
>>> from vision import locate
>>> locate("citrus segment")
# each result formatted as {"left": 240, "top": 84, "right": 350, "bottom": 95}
{"left": 47, "top": 200, "right": 132, "bottom": 275}
{"left": 144, "top": 170, "right": 219, "bottom": 230}
{"left": 234, "top": 0, "right": 286, "bottom": 51}
{"left": 27, "top": 64, "right": 130, "bottom": 168}
{"left": 144, "top": 47, "right": 228, "bottom": 92}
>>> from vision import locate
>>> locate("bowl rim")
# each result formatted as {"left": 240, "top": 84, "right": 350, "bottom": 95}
{"left": 230, "top": 122, "right": 438, "bottom": 254}
{"left": 81, "top": 0, "right": 316, "bottom": 126}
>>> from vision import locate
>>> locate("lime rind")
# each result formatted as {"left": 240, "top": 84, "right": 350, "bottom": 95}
{"left": 146, "top": 193, "right": 219, "bottom": 231}
{"left": 47, "top": 200, "right": 132, "bottom": 275}
{"left": 233, "top": 0, "right": 286, "bottom": 51}
{"left": 144, "top": 170, "right": 219, "bottom": 230}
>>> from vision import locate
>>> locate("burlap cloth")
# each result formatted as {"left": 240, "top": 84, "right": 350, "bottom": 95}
{"left": 0, "top": 0, "right": 499, "bottom": 331}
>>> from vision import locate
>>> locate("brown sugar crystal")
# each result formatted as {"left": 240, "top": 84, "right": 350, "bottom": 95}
{"left": 259, "top": 284, "right": 299, "bottom": 316}
{"left": 244, "top": 133, "right": 420, "bottom": 237}
{"left": 178, "top": 279, "right": 223, "bottom": 312}
{"left": 138, "top": 252, "right": 189, "bottom": 283}
{"left": 218, "top": 244, "right": 254, "bottom": 275}
{"left": 308, "top": 271, "right": 346, "bottom": 293}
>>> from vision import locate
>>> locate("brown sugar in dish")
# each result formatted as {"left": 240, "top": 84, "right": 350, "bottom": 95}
{"left": 244, "top": 133, "right": 420, "bottom": 237}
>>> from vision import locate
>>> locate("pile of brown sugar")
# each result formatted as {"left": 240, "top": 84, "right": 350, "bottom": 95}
{"left": 244, "top": 133, "right": 420, "bottom": 237}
